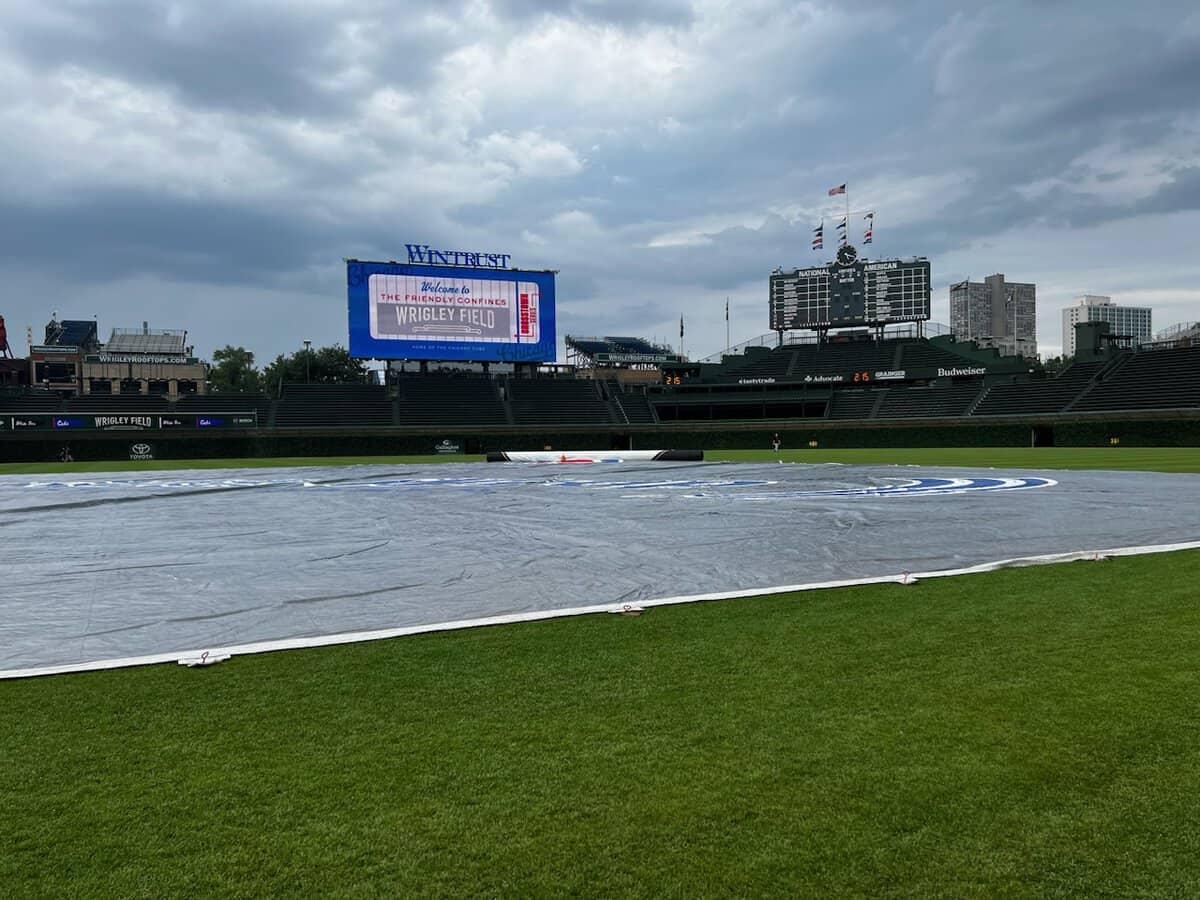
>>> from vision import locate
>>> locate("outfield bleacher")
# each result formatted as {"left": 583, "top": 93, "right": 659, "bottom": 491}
{"left": 607, "top": 382, "right": 657, "bottom": 424}
{"left": 274, "top": 383, "right": 393, "bottom": 427}
{"left": 1070, "top": 346, "right": 1200, "bottom": 412}
{"left": 396, "top": 376, "right": 508, "bottom": 426}
{"left": 875, "top": 382, "right": 985, "bottom": 419}
{"left": 973, "top": 363, "right": 1105, "bottom": 416}
{"left": 828, "top": 389, "right": 883, "bottom": 420}
{"left": 177, "top": 392, "right": 273, "bottom": 425}
{"left": 508, "top": 377, "right": 614, "bottom": 425}
{"left": 0, "top": 391, "right": 65, "bottom": 413}
{"left": 64, "top": 394, "right": 169, "bottom": 413}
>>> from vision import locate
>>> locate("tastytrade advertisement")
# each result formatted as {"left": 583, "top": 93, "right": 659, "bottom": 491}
{"left": 347, "top": 260, "right": 556, "bottom": 362}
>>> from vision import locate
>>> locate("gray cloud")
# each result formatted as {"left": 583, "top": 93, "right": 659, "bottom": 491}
{"left": 0, "top": 0, "right": 1198, "bottom": 363}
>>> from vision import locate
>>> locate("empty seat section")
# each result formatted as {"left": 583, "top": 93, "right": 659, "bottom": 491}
{"left": 176, "top": 392, "right": 272, "bottom": 423}
{"left": 0, "top": 390, "right": 65, "bottom": 413}
{"left": 508, "top": 378, "right": 614, "bottom": 425}
{"left": 1071, "top": 347, "right": 1200, "bottom": 412}
{"left": 716, "top": 347, "right": 796, "bottom": 380}
{"left": 397, "top": 376, "right": 507, "bottom": 425}
{"left": 875, "top": 382, "right": 983, "bottom": 419}
{"left": 895, "top": 341, "right": 980, "bottom": 370}
{"left": 829, "top": 389, "right": 882, "bottom": 419}
{"left": 609, "top": 383, "right": 657, "bottom": 424}
{"left": 972, "top": 363, "right": 1103, "bottom": 416}
{"left": 812, "top": 340, "right": 902, "bottom": 374}
{"left": 274, "top": 383, "right": 392, "bottom": 427}
{"left": 65, "top": 394, "right": 169, "bottom": 412}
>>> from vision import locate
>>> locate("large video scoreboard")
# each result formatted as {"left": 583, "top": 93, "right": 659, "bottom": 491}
{"left": 770, "top": 245, "right": 930, "bottom": 330}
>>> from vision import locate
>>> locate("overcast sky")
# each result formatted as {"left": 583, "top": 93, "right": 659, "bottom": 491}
{"left": 2, "top": 0, "right": 1199, "bottom": 364}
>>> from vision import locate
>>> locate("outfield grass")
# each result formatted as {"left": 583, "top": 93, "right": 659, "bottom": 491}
{"left": 1, "top": 445, "right": 1199, "bottom": 475}
{"left": 3, "top": 551, "right": 1199, "bottom": 897}
{"left": 3, "top": 448, "right": 1199, "bottom": 896}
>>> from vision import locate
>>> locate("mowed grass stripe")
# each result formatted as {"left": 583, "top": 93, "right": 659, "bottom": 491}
{"left": 3, "top": 550, "right": 1199, "bottom": 897}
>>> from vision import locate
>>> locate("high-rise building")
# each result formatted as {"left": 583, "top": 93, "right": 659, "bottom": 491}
{"left": 1061, "top": 295, "right": 1152, "bottom": 357}
{"left": 949, "top": 274, "right": 1037, "bottom": 358}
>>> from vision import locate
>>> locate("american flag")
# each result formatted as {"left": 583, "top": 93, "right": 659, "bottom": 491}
{"left": 828, "top": 183, "right": 846, "bottom": 196}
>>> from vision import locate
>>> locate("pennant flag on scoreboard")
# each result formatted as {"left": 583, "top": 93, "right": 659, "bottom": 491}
{"left": 864, "top": 211, "right": 874, "bottom": 244}
{"left": 680, "top": 315, "right": 684, "bottom": 339}
{"left": 811, "top": 220, "right": 824, "bottom": 250}
{"left": 828, "top": 183, "right": 846, "bottom": 196}
{"left": 837, "top": 216, "right": 848, "bottom": 246}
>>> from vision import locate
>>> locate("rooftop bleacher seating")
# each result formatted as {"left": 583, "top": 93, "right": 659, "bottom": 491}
{"left": 1069, "top": 346, "right": 1200, "bottom": 412}
{"left": 606, "top": 337, "right": 662, "bottom": 355}
{"left": 105, "top": 330, "right": 187, "bottom": 354}
{"left": 508, "top": 377, "right": 614, "bottom": 425}
{"left": 396, "top": 376, "right": 507, "bottom": 425}
{"left": 49, "top": 320, "right": 99, "bottom": 349}
{"left": 274, "top": 383, "right": 393, "bottom": 427}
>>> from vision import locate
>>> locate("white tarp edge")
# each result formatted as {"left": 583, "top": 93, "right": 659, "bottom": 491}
{"left": 4, "top": 538, "right": 1198, "bottom": 680}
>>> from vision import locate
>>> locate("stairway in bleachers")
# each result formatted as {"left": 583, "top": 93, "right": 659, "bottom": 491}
{"left": 508, "top": 377, "right": 615, "bottom": 425}
{"left": 608, "top": 382, "right": 657, "bottom": 424}
{"left": 274, "top": 383, "right": 393, "bottom": 427}
{"left": 972, "top": 363, "right": 1104, "bottom": 416}
{"left": 1069, "top": 346, "right": 1200, "bottom": 412}
{"left": 396, "top": 376, "right": 508, "bottom": 425}
{"left": 828, "top": 389, "right": 884, "bottom": 420}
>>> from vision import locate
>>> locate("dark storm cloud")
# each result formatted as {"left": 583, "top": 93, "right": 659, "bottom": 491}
{"left": 0, "top": 189, "right": 331, "bottom": 284}
{"left": 1, "top": 1, "right": 455, "bottom": 117}
{"left": 1, "top": 0, "right": 1198, "bottom": 361}
{"left": 1029, "top": 35, "right": 1200, "bottom": 131}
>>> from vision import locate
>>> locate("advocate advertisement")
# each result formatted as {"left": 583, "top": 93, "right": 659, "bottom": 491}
{"left": 347, "top": 260, "right": 557, "bottom": 362}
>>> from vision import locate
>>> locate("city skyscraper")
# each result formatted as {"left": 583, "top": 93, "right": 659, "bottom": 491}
{"left": 1061, "top": 295, "right": 1152, "bottom": 357}
{"left": 949, "top": 274, "right": 1037, "bottom": 358}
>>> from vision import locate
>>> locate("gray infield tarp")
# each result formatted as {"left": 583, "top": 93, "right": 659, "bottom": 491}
{"left": 2, "top": 461, "right": 1198, "bottom": 677}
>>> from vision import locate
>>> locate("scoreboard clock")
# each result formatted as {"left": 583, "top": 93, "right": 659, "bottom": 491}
{"left": 769, "top": 246, "right": 931, "bottom": 331}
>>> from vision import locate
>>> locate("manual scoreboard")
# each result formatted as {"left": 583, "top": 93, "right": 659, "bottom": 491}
{"left": 770, "top": 245, "right": 930, "bottom": 330}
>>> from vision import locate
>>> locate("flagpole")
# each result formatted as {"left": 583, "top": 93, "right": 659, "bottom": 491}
{"left": 725, "top": 296, "right": 730, "bottom": 352}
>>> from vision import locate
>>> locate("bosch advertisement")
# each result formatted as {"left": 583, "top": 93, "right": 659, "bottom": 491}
{"left": 347, "top": 257, "right": 557, "bottom": 363}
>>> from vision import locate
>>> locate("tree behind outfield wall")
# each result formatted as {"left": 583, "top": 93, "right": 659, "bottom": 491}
{"left": 262, "top": 344, "right": 368, "bottom": 396}
{"left": 208, "top": 345, "right": 263, "bottom": 393}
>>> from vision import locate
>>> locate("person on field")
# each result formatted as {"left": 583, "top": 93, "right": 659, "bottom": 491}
{"left": 772, "top": 433, "right": 781, "bottom": 453}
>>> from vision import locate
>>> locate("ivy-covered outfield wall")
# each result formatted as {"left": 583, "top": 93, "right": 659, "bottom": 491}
{"left": 2, "top": 416, "right": 1199, "bottom": 463}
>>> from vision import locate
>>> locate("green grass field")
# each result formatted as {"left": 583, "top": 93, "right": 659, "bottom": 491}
{"left": 3, "top": 448, "right": 1200, "bottom": 897}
